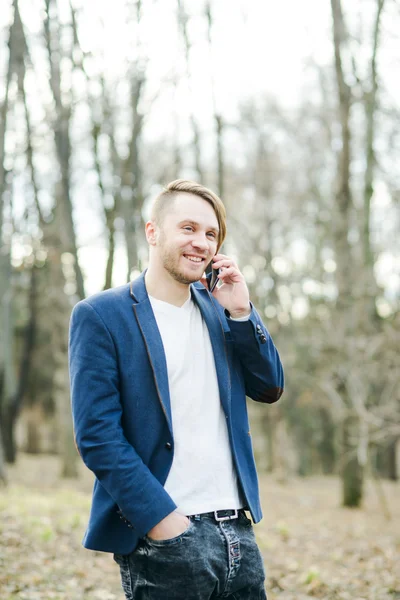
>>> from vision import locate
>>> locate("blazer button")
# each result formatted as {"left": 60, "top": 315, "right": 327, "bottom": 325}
{"left": 260, "top": 335, "right": 267, "bottom": 344}
{"left": 165, "top": 442, "right": 172, "bottom": 450}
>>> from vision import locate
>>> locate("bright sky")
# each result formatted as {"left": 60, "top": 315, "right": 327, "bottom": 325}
{"left": 76, "top": 0, "right": 333, "bottom": 118}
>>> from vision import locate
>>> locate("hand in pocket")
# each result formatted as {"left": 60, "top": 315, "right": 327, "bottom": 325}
{"left": 146, "top": 511, "right": 190, "bottom": 541}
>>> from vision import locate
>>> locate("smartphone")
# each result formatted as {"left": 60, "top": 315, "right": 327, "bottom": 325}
{"left": 209, "top": 267, "right": 220, "bottom": 293}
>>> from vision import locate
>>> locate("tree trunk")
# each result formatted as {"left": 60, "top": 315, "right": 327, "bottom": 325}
{"left": 25, "top": 404, "right": 43, "bottom": 454}
{"left": 122, "top": 96, "right": 145, "bottom": 279}
{"left": 261, "top": 410, "right": 275, "bottom": 473}
{"left": 342, "top": 414, "right": 364, "bottom": 506}
{"left": 1, "top": 270, "right": 17, "bottom": 463}
{"left": 331, "top": 0, "right": 364, "bottom": 507}
{"left": 387, "top": 439, "right": 398, "bottom": 481}
{"left": 375, "top": 439, "right": 398, "bottom": 481}
{"left": 4, "top": 264, "right": 38, "bottom": 462}
{"left": 206, "top": 3, "right": 224, "bottom": 196}
{"left": 54, "top": 346, "right": 78, "bottom": 478}
{"left": 0, "top": 423, "right": 7, "bottom": 485}
{"left": 46, "top": 206, "right": 78, "bottom": 478}
{"left": 362, "top": 0, "right": 385, "bottom": 289}
{"left": 318, "top": 407, "right": 336, "bottom": 474}
{"left": 177, "top": 0, "right": 204, "bottom": 182}
{"left": 172, "top": 83, "right": 183, "bottom": 180}
{"left": 44, "top": 0, "right": 85, "bottom": 299}
{"left": 91, "top": 120, "right": 117, "bottom": 291}
{"left": 3, "top": 10, "right": 53, "bottom": 463}
{"left": 104, "top": 213, "right": 116, "bottom": 290}
{"left": 0, "top": 0, "right": 22, "bottom": 472}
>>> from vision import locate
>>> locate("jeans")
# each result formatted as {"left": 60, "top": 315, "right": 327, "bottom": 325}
{"left": 113, "top": 510, "right": 267, "bottom": 599}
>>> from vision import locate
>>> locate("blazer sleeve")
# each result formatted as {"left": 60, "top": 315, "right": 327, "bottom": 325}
{"left": 68, "top": 300, "right": 177, "bottom": 538}
{"left": 225, "top": 304, "right": 284, "bottom": 403}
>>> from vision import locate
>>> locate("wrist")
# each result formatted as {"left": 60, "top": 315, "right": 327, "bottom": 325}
{"left": 229, "top": 306, "right": 251, "bottom": 319}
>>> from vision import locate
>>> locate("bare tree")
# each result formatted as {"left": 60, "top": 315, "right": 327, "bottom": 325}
{"left": 330, "top": 0, "right": 362, "bottom": 506}
{"left": 362, "top": 0, "right": 385, "bottom": 283}
{"left": 330, "top": 0, "right": 388, "bottom": 506}
{"left": 69, "top": 7, "right": 119, "bottom": 290}
{"left": 0, "top": 0, "right": 79, "bottom": 476}
{"left": 0, "top": 0, "right": 24, "bottom": 466}
{"left": 177, "top": 0, "right": 205, "bottom": 182}
{"left": 43, "top": 0, "right": 85, "bottom": 299}
{"left": 205, "top": 2, "right": 224, "bottom": 197}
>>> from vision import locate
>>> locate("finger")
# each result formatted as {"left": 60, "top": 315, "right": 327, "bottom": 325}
{"left": 216, "top": 266, "right": 243, "bottom": 282}
{"left": 213, "top": 253, "right": 230, "bottom": 262}
{"left": 212, "top": 259, "right": 238, "bottom": 270}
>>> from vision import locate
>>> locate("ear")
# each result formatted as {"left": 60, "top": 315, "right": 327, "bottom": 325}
{"left": 145, "top": 220, "right": 158, "bottom": 246}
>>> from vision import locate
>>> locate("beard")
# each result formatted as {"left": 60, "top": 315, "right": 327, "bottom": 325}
{"left": 162, "top": 252, "right": 203, "bottom": 284}
{"left": 158, "top": 232, "right": 210, "bottom": 285}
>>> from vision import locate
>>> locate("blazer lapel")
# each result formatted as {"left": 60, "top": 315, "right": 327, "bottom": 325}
{"left": 130, "top": 274, "right": 173, "bottom": 435}
{"left": 129, "top": 273, "right": 232, "bottom": 433}
{"left": 191, "top": 283, "right": 232, "bottom": 416}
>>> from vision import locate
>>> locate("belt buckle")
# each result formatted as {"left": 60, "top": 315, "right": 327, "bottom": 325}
{"left": 214, "top": 509, "right": 238, "bottom": 522}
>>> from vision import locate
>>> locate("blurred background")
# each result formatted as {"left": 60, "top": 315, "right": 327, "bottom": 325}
{"left": 0, "top": 0, "right": 399, "bottom": 598}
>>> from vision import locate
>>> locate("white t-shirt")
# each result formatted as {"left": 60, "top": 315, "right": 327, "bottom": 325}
{"left": 149, "top": 293, "right": 246, "bottom": 516}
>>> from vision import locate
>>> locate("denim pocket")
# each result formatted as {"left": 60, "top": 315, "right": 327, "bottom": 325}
{"left": 113, "top": 554, "right": 134, "bottom": 600}
{"left": 144, "top": 518, "right": 194, "bottom": 547}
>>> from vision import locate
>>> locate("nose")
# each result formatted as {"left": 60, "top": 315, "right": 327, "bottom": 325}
{"left": 191, "top": 233, "right": 209, "bottom": 251}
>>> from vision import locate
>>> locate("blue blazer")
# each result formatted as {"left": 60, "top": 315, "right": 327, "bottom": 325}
{"left": 69, "top": 272, "right": 284, "bottom": 554}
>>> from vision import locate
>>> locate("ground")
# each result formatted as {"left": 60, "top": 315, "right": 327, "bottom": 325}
{"left": 0, "top": 454, "right": 399, "bottom": 600}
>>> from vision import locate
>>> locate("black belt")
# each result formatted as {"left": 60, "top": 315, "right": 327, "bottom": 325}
{"left": 189, "top": 508, "right": 245, "bottom": 522}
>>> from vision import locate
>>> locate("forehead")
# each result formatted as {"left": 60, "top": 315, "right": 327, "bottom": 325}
{"left": 167, "top": 193, "right": 219, "bottom": 228}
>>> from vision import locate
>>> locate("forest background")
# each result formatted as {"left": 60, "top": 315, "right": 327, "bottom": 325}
{"left": 0, "top": 0, "right": 399, "bottom": 599}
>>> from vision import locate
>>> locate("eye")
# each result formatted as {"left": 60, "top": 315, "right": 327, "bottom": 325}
{"left": 183, "top": 226, "right": 194, "bottom": 232}
{"left": 207, "top": 232, "right": 216, "bottom": 238}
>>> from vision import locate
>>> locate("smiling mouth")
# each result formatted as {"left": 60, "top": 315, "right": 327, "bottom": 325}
{"left": 183, "top": 254, "right": 206, "bottom": 264}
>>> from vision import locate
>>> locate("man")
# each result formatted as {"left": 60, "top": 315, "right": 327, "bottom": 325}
{"left": 69, "top": 179, "right": 284, "bottom": 600}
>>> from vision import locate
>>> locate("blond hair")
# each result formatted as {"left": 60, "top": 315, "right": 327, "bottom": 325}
{"left": 150, "top": 179, "right": 226, "bottom": 251}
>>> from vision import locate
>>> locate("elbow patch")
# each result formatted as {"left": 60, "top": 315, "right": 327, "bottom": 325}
{"left": 257, "top": 387, "right": 284, "bottom": 403}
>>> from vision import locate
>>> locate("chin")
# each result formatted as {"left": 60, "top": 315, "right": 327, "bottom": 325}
{"left": 166, "top": 267, "right": 198, "bottom": 286}
{"left": 179, "top": 261, "right": 204, "bottom": 280}
{"left": 179, "top": 272, "right": 201, "bottom": 285}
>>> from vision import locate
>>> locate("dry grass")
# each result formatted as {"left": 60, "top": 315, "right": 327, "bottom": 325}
{"left": 0, "top": 454, "right": 399, "bottom": 599}
{"left": 258, "top": 473, "right": 400, "bottom": 599}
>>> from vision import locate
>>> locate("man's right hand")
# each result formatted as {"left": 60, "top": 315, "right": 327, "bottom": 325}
{"left": 146, "top": 511, "right": 190, "bottom": 541}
